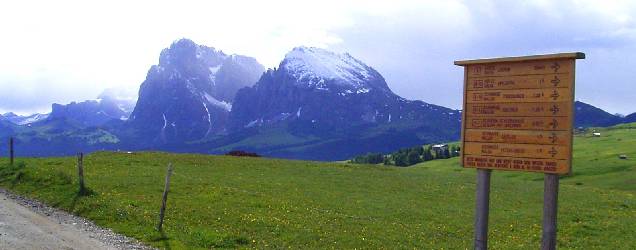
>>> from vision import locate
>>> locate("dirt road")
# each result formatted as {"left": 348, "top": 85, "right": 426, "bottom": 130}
{"left": 0, "top": 189, "right": 152, "bottom": 250}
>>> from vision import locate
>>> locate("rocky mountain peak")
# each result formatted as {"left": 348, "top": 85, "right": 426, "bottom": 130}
{"left": 129, "top": 39, "right": 264, "bottom": 143}
{"left": 229, "top": 47, "right": 459, "bottom": 135}
{"left": 0, "top": 112, "right": 48, "bottom": 125}
{"left": 280, "top": 46, "right": 390, "bottom": 93}
{"left": 158, "top": 38, "right": 226, "bottom": 68}
{"left": 1, "top": 112, "right": 18, "bottom": 118}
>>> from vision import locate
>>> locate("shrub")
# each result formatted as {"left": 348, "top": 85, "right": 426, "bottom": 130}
{"left": 225, "top": 151, "right": 261, "bottom": 157}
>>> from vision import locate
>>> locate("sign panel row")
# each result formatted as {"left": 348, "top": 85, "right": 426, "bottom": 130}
{"left": 466, "top": 74, "right": 570, "bottom": 90}
{"left": 464, "top": 129, "right": 569, "bottom": 145}
{"left": 467, "top": 88, "right": 571, "bottom": 103}
{"left": 464, "top": 142, "right": 569, "bottom": 160}
{"left": 463, "top": 155, "right": 568, "bottom": 173}
{"left": 466, "top": 117, "right": 570, "bottom": 131}
{"left": 465, "top": 102, "right": 570, "bottom": 117}
{"left": 467, "top": 59, "right": 572, "bottom": 77}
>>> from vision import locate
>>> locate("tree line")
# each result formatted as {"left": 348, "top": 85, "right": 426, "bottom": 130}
{"left": 350, "top": 144, "right": 460, "bottom": 167}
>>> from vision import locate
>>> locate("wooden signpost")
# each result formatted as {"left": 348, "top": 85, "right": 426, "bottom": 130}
{"left": 455, "top": 52, "right": 585, "bottom": 250}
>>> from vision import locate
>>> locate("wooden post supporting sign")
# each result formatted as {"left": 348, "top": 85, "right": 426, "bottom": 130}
{"left": 542, "top": 174, "right": 559, "bottom": 249}
{"left": 455, "top": 52, "right": 584, "bottom": 249}
{"left": 474, "top": 169, "right": 491, "bottom": 250}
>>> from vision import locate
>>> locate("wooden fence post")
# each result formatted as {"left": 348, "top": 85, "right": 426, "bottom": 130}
{"left": 541, "top": 174, "right": 559, "bottom": 250}
{"left": 77, "top": 153, "right": 86, "bottom": 194}
{"left": 474, "top": 169, "right": 492, "bottom": 250}
{"left": 157, "top": 163, "right": 173, "bottom": 231}
{"left": 9, "top": 137, "right": 14, "bottom": 166}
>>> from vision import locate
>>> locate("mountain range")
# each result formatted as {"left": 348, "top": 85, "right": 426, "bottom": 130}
{"left": 127, "top": 39, "right": 264, "bottom": 143}
{"left": 1, "top": 39, "right": 634, "bottom": 160}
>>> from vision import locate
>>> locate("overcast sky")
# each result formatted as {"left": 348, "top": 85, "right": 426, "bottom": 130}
{"left": 1, "top": 0, "right": 635, "bottom": 115}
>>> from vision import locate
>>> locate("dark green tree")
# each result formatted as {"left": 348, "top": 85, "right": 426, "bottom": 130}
{"left": 422, "top": 145, "right": 433, "bottom": 161}
{"left": 393, "top": 153, "right": 408, "bottom": 166}
{"left": 351, "top": 153, "right": 385, "bottom": 164}
{"left": 450, "top": 145, "right": 460, "bottom": 157}
{"left": 412, "top": 146, "right": 424, "bottom": 155}
{"left": 383, "top": 156, "right": 392, "bottom": 165}
{"left": 367, "top": 153, "right": 384, "bottom": 164}
{"left": 442, "top": 147, "right": 451, "bottom": 159}
{"left": 406, "top": 151, "right": 421, "bottom": 165}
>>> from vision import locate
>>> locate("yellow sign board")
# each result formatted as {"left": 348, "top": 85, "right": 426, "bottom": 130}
{"left": 466, "top": 117, "right": 571, "bottom": 131}
{"left": 464, "top": 129, "right": 570, "bottom": 145}
{"left": 465, "top": 102, "right": 571, "bottom": 117}
{"left": 466, "top": 59, "right": 573, "bottom": 77}
{"left": 456, "top": 52, "right": 584, "bottom": 174}
{"left": 466, "top": 74, "right": 572, "bottom": 90}
{"left": 466, "top": 88, "right": 572, "bottom": 103}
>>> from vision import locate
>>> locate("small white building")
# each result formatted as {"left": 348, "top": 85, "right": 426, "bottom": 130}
{"left": 592, "top": 132, "right": 601, "bottom": 137}
{"left": 432, "top": 144, "right": 449, "bottom": 154}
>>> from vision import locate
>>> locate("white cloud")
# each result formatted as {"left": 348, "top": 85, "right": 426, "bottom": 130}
{"left": 0, "top": 0, "right": 635, "bottom": 114}
{"left": 0, "top": 0, "right": 363, "bottom": 113}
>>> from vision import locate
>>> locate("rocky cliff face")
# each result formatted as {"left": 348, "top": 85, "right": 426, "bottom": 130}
{"left": 229, "top": 46, "right": 461, "bottom": 136}
{"left": 128, "top": 39, "right": 264, "bottom": 143}
{"left": 47, "top": 100, "right": 127, "bottom": 127}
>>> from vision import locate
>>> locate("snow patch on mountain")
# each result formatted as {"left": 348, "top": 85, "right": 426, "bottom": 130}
{"left": 283, "top": 47, "right": 374, "bottom": 89}
{"left": 23, "top": 114, "right": 49, "bottom": 124}
{"left": 160, "top": 113, "right": 168, "bottom": 141}
{"left": 245, "top": 119, "right": 260, "bottom": 128}
{"left": 208, "top": 65, "right": 222, "bottom": 84}
{"left": 201, "top": 102, "right": 213, "bottom": 137}
{"left": 1, "top": 113, "right": 50, "bottom": 125}
{"left": 204, "top": 93, "right": 232, "bottom": 111}
{"left": 356, "top": 88, "right": 370, "bottom": 94}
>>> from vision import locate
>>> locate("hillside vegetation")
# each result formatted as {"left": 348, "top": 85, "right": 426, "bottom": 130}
{"left": 1, "top": 123, "right": 635, "bottom": 249}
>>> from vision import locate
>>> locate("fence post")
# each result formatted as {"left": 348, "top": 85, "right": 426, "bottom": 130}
{"left": 9, "top": 137, "right": 14, "bottom": 166}
{"left": 77, "top": 153, "right": 86, "bottom": 194}
{"left": 157, "top": 163, "right": 173, "bottom": 231}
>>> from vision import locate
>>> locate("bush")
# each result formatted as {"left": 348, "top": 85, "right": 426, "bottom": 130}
{"left": 392, "top": 152, "right": 408, "bottom": 166}
{"left": 406, "top": 151, "right": 421, "bottom": 165}
{"left": 225, "top": 151, "right": 260, "bottom": 157}
{"left": 351, "top": 153, "right": 385, "bottom": 164}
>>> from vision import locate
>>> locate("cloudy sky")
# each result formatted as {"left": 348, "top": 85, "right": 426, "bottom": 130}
{"left": 1, "top": 0, "right": 635, "bottom": 115}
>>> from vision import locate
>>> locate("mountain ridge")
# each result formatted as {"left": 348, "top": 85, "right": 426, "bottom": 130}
{"left": 1, "top": 39, "right": 634, "bottom": 160}
{"left": 127, "top": 39, "right": 265, "bottom": 143}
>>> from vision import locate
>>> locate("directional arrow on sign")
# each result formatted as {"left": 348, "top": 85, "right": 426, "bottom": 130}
{"left": 549, "top": 119, "right": 559, "bottom": 129}
{"left": 550, "top": 90, "right": 560, "bottom": 100}
{"left": 551, "top": 76, "right": 560, "bottom": 87}
{"left": 551, "top": 62, "right": 561, "bottom": 72}
{"left": 550, "top": 104, "right": 560, "bottom": 115}
{"left": 549, "top": 147, "right": 558, "bottom": 157}
{"left": 549, "top": 132, "right": 558, "bottom": 143}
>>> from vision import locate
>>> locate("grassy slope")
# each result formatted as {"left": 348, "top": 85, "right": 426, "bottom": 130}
{"left": 0, "top": 124, "right": 634, "bottom": 249}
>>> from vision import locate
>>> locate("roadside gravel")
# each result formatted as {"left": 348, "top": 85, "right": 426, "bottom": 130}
{"left": 0, "top": 188, "right": 155, "bottom": 250}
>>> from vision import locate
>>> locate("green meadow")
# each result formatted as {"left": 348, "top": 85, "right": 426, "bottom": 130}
{"left": 1, "top": 124, "right": 635, "bottom": 249}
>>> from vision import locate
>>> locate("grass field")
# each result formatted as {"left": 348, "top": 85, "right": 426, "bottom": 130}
{"left": 0, "top": 124, "right": 635, "bottom": 249}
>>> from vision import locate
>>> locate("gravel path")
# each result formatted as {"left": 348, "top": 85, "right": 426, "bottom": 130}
{"left": 0, "top": 189, "right": 155, "bottom": 250}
